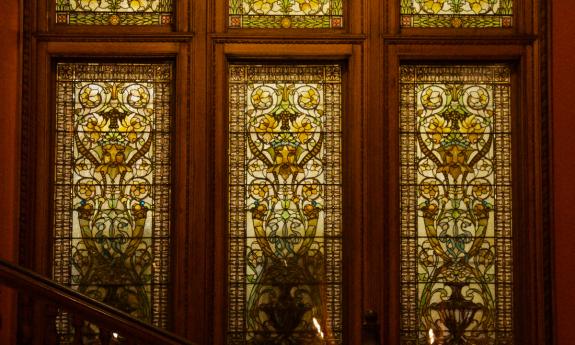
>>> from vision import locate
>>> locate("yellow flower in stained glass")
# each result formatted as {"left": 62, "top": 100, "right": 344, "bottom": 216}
{"left": 302, "top": 184, "right": 320, "bottom": 199}
{"left": 251, "top": 0, "right": 276, "bottom": 14}
{"left": 427, "top": 116, "right": 450, "bottom": 144}
{"left": 451, "top": 17, "right": 463, "bottom": 28}
{"left": 473, "top": 248, "right": 495, "bottom": 267}
{"left": 466, "top": 0, "right": 489, "bottom": 14}
{"left": 298, "top": 88, "right": 320, "bottom": 109}
{"left": 95, "top": 144, "right": 132, "bottom": 180}
{"left": 460, "top": 115, "right": 485, "bottom": 143}
{"left": 129, "top": 0, "right": 148, "bottom": 11}
{"left": 79, "top": 0, "right": 100, "bottom": 11}
{"left": 295, "top": 0, "right": 321, "bottom": 15}
{"left": 292, "top": 117, "right": 313, "bottom": 143}
{"left": 467, "top": 88, "right": 490, "bottom": 110}
{"left": 420, "top": 182, "right": 439, "bottom": 199}
{"left": 471, "top": 183, "right": 491, "bottom": 199}
{"left": 130, "top": 182, "right": 149, "bottom": 198}
{"left": 437, "top": 144, "right": 472, "bottom": 180}
{"left": 421, "top": 87, "right": 443, "bottom": 109}
{"left": 269, "top": 145, "right": 303, "bottom": 180}
{"left": 250, "top": 184, "right": 269, "bottom": 199}
{"left": 422, "top": 0, "right": 445, "bottom": 14}
{"left": 109, "top": 15, "right": 120, "bottom": 25}
{"left": 280, "top": 17, "right": 292, "bottom": 28}
{"left": 127, "top": 85, "right": 150, "bottom": 108}
{"left": 79, "top": 85, "right": 102, "bottom": 108}
{"left": 256, "top": 114, "right": 279, "bottom": 143}
{"left": 120, "top": 114, "right": 146, "bottom": 143}
{"left": 251, "top": 87, "right": 273, "bottom": 109}
{"left": 134, "top": 159, "right": 152, "bottom": 176}
{"left": 84, "top": 116, "right": 105, "bottom": 142}
{"left": 77, "top": 183, "right": 96, "bottom": 199}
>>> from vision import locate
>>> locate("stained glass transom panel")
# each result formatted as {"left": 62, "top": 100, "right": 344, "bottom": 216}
{"left": 53, "top": 62, "right": 172, "bottom": 338}
{"left": 228, "top": 0, "right": 343, "bottom": 28}
{"left": 399, "top": 65, "right": 513, "bottom": 344}
{"left": 55, "top": 0, "right": 172, "bottom": 25}
{"left": 228, "top": 64, "right": 343, "bottom": 344}
{"left": 400, "top": 0, "right": 512, "bottom": 28}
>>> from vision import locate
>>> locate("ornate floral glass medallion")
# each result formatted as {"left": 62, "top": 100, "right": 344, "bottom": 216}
{"left": 400, "top": 0, "right": 512, "bottom": 28}
{"left": 399, "top": 65, "right": 513, "bottom": 344}
{"left": 228, "top": 64, "right": 343, "bottom": 344}
{"left": 228, "top": 0, "right": 343, "bottom": 28}
{"left": 54, "top": 62, "right": 172, "bottom": 338}
{"left": 56, "top": 0, "right": 172, "bottom": 25}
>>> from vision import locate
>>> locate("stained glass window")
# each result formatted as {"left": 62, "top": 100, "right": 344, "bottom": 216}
{"left": 228, "top": 0, "right": 343, "bottom": 28}
{"left": 399, "top": 65, "right": 513, "bottom": 344}
{"left": 228, "top": 64, "right": 343, "bottom": 344}
{"left": 53, "top": 62, "right": 172, "bottom": 338}
{"left": 56, "top": 0, "right": 172, "bottom": 25}
{"left": 400, "top": 0, "right": 512, "bottom": 28}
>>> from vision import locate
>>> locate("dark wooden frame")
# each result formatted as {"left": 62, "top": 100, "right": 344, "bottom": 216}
{"left": 212, "top": 42, "right": 364, "bottom": 345}
{"left": 372, "top": 41, "right": 548, "bottom": 345}
{"left": 19, "top": 39, "right": 212, "bottom": 344}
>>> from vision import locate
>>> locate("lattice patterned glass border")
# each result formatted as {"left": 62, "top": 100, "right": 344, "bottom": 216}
{"left": 55, "top": 0, "right": 173, "bottom": 25}
{"left": 228, "top": 0, "right": 343, "bottom": 28}
{"left": 228, "top": 64, "right": 343, "bottom": 344}
{"left": 53, "top": 62, "right": 172, "bottom": 340}
{"left": 400, "top": 0, "right": 512, "bottom": 28}
{"left": 399, "top": 65, "right": 513, "bottom": 344}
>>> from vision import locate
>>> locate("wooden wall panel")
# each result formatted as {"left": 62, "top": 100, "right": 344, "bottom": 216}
{"left": 552, "top": 0, "right": 575, "bottom": 343}
{"left": 0, "top": 0, "right": 20, "bottom": 343}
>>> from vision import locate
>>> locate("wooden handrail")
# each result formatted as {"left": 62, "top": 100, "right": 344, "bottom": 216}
{"left": 0, "top": 258, "right": 196, "bottom": 345}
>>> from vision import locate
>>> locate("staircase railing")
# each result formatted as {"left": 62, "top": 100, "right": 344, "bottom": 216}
{"left": 0, "top": 258, "right": 196, "bottom": 345}
{"left": 1, "top": 257, "right": 385, "bottom": 344}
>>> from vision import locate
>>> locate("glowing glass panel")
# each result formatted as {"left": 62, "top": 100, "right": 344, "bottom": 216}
{"left": 228, "top": 0, "right": 343, "bottom": 28}
{"left": 399, "top": 65, "right": 513, "bottom": 344}
{"left": 53, "top": 62, "right": 172, "bottom": 337}
{"left": 56, "top": 0, "right": 172, "bottom": 25}
{"left": 400, "top": 0, "right": 512, "bottom": 28}
{"left": 228, "top": 64, "right": 343, "bottom": 344}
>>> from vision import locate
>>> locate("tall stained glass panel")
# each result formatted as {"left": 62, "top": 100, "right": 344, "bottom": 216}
{"left": 400, "top": 0, "right": 512, "bottom": 28}
{"left": 53, "top": 62, "right": 172, "bottom": 338}
{"left": 228, "top": 0, "right": 343, "bottom": 28}
{"left": 399, "top": 65, "right": 513, "bottom": 344}
{"left": 228, "top": 64, "right": 343, "bottom": 344}
{"left": 56, "top": 0, "right": 172, "bottom": 25}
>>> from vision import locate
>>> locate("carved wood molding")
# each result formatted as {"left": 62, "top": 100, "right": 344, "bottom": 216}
{"left": 382, "top": 35, "right": 537, "bottom": 45}
{"left": 538, "top": 0, "right": 554, "bottom": 342}
{"left": 210, "top": 34, "right": 366, "bottom": 45}
{"left": 34, "top": 33, "right": 195, "bottom": 42}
